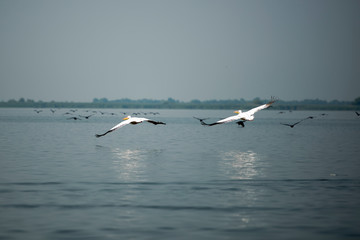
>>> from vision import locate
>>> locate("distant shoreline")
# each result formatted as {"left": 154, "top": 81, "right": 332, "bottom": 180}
{"left": 1, "top": 98, "right": 359, "bottom": 110}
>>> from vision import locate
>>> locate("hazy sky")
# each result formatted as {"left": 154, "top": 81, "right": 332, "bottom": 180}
{"left": 1, "top": 0, "right": 359, "bottom": 102}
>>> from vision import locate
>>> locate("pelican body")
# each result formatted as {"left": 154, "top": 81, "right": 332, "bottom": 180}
{"left": 195, "top": 97, "right": 277, "bottom": 127}
{"left": 95, "top": 116, "right": 166, "bottom": 138}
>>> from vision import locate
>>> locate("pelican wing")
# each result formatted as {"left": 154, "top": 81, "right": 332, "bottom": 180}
{"left": 129, "top": 117, "right": 164, "bottom": 125}
{"left": 246, "top": 97, "right": 277, "bottom": 115}
{"left": 216, "top": 115, "right": 240, "bottom": 124}
{"left": 146, "top": 120, "right": 166, "bottom": 125}
{"left": 280, "top": 123, "right": 293, "bottom": 127}
{"left": 193, "top": 117, "right": 214, "bottom": 126}
{"left": 95, "top": 119, "right": 131, "bottom": 138}
{"left": 195, "top": 115, "right": 240, "bottom": 126}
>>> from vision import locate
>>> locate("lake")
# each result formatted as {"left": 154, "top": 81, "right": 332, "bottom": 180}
{"left": 0, "top": 108, "right": 359, "bottom": 239}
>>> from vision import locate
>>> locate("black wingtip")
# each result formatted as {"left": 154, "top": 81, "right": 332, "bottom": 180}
{"left": 147, "top": 120, "right": 166, "bottom": 125}
{"left": 193, "top": 117, "right": 211, "bottom": 126}
{"left": 193, "top": 116, "right": 209, "bottom": 121}
{"left": 95, "top": 132, "right": 107, "bottom": 138}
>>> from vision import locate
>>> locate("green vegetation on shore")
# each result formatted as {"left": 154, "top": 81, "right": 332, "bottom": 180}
{"left": 1, "top": 97, "right": 359, "bottom": 110}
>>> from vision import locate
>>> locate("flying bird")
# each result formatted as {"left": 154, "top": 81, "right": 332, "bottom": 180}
{"left": 280, "top": 116, "right": 314, "bottom": 128}
{"left": 355, "top": 112, "right": 360, "bottom": 116}
{"left": 95, "top": 116, "right": 166, "bottom": 138}
{"left": 79, "top": 114, "right": 94, "bottom": 119}
{"left": 280, "top": 120, "right": 303, "bottom": 128}
{"left": 67, "top": 117, "right": 82, "bottom": 120}
{"left": 194, "top": 97, "right": 277, "bottom": 127}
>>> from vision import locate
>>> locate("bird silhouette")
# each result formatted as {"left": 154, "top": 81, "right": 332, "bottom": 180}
{"left": 280, "top": 116, "right": 314, "bottom": 128}
{"left": 79, "top": 114, "right": 94, "bottom": 119}
{"left": 67, "top": 117, "right": 81, "bottom": 120}
{"left": 280, "top": 120, "right": 303, "bottom": 128}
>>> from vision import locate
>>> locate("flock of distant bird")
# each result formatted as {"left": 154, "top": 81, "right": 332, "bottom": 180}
{"left": 33, "top": 108, "right": 160, "bottom": 121}
{"left": 33, "top": 97, "right": 360, "bottom": 138}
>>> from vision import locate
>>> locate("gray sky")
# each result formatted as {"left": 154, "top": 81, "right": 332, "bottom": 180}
{"left": 1, "top": 0, "right": 359, "bottom": 102}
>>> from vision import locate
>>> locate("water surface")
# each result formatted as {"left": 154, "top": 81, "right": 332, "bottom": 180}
{"left": 0, "top": 108, "right": 359, "bottom": 239}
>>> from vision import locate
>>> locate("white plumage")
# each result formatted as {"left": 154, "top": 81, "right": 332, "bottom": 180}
{"left": 95, "top": 116, "right": 166, "bottom": 138}
{"left": 195, "top": 97, "right": 277, "bottom": 127}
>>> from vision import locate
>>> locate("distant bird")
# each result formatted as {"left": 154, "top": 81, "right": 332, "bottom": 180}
{"left": 95, "top": 116, "right": 166, "bottom": 138}
{"left": 50, "top": 109, "right": 56, "bottom": 114}
{"left": 280, "top": 116, "right": 314, "bottom": 128}
{"left": 34, "top": 110, "right": 42, "bottom": 114}
{"left": 67, "top": 117, "right": 81, "bottom": 120}
{"left": 280, "top": 120, "right": 303, "bottom": 128}
{"left": 194, "top": 96, "right": 277, "bottom": 127}
{"left": 79, "top": 114, "right": 94, "bottom": 119}
{"left": 355, "top": 112, "right": 360, "bottom": 116}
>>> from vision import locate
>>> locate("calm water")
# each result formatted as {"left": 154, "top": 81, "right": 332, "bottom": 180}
{"left": 0, "top": 108, "right": 359, "bottom": 239}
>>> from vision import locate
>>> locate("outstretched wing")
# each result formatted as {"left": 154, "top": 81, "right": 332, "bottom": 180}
{"left": 194, "top": 116, "right": 238, "bottom": 126}
{"left": 193, "top": 117, "right": 218, "bottom": 126}
{"left": 247, "top": 96, "right": 277, "bottom": 115}
{"left": 146, "top": 120, "right": 166, "bottom": 125}
{"left": 95, "top": 119, "right": 130, "bottom": 138}
{"left": 280, "top": 123, "right": 293, "bottom": 127}
{"left": 280, "top": 119, "right": 303, "bottom": 127}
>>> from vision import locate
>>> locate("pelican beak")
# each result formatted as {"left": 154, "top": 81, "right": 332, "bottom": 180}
{"left": 123, "top": 117, "right": 129, "bottom": 120}
{"left": 234, "top": 111, "right": 239, "bottom": 114}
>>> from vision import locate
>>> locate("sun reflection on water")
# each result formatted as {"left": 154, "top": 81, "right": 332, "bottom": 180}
{"left": 220, "top": 150, "right": 262, "bottom": 179}
{"left": 111, "top": 148, "right": 147, "bottom": 181}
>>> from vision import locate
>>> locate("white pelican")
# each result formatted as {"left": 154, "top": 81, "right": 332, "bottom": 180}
{"left": 95, "top": 116, "right": 166, "bottom": 138}
{"left": 194, "top": 97, "right": 277, "bottom": 127}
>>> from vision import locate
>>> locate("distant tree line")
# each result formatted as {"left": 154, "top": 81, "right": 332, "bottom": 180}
{"left": 0, "top": 97, "right": 359, "bottom": 110}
